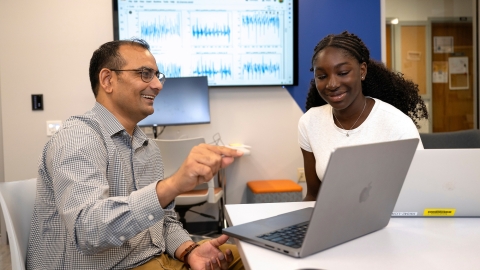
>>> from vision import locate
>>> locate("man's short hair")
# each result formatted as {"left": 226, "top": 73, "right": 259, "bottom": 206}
{"left": 88, "top": 39, "right": 150, "bottom": 97}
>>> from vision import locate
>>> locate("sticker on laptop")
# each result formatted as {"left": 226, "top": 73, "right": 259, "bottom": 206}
{"left": 391, "top": 212, "right": 418, "bottom": 216}
{"left": 423, "top": 209, "right": 456, "bottom": 216}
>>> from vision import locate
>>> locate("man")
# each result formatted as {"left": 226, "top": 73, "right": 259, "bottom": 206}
{"left": 26, "top": 39, "right": 244, "bottom": 270}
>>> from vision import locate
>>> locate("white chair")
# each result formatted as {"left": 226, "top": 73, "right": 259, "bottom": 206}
{"left": 153, "top": 138, "right": 224, "bottom": 231}
{"left": 0, "top": 178, "right": 37, "bottom": 270}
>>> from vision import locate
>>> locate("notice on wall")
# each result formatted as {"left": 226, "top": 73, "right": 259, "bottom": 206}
{"left": 434, "top": 36, "right": 454, "bottom": 53}
{"left": 448, "top": 56, "right": 469, "bottom": 90}
{"left": 406, "top": 51, "right": 422, "bottom": 61}
{"left": 432, "top": 61, "right": 448, "bottom": 83}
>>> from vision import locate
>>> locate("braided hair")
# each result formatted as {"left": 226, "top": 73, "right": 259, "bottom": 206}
{"left": 306, "top": 31, "right": 428, "bottom": 127}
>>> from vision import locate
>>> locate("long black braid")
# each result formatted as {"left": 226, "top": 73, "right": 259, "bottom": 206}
{"left": 306, "top": 31, "right": 428, "bottom": 127}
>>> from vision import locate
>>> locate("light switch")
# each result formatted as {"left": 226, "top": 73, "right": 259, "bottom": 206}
{"left": 32, "top": 94, "right": 43, "bottom": 110}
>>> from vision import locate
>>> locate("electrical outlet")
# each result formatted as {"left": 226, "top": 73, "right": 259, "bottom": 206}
{"left": 297, "top": 167, "right": 306, "bottom": 182}
{"left": 46, "top": 120, "right": 62, "bottom": 136}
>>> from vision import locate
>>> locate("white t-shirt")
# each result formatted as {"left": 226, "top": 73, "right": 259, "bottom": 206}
{"left": 298, "top": 97, "right": 423, "bottom": 181}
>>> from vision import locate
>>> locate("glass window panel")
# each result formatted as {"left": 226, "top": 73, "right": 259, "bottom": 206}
{"left": 385, "top": 0, "right": 476, "bottom": 132}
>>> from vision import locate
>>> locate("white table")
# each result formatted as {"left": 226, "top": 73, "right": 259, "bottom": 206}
{"left": 225, "top": 202, "right": 480, "bottom": 270}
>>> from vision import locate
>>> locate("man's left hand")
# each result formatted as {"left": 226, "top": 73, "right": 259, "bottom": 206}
{"left": 187, "top": 235, "right": 234, "bottom": 270}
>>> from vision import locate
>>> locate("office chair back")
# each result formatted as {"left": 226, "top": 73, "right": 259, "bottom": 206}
{"left": 153, "top": 138, "right": 224, "bottom": 231}
{"left": 155, "top": 137, "right": 206, "bottom": 177}
{"left": 420, "top": 129, "right": 480, "bottom": 149}
{"left": 154, "top": 137, "right": 220, "bottom": 203}
{"left": 0, "top": 178, "right": 37, "bottom": 270}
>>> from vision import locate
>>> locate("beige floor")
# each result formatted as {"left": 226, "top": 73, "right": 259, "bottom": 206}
{"left": 0, "top": 245, "right": 12, "bottom": 270}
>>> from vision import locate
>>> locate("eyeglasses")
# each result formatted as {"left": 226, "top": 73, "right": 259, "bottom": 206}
{"left": 110, "top": 67, "right": 166, "bottom": 84}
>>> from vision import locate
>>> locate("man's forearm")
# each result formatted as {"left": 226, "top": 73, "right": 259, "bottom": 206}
{"left": 155, "top": 177, "right": 183, "bottom": 207}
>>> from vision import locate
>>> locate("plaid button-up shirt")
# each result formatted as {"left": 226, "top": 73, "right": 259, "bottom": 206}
{"left": 27, "top": 102, "right": 191, "bottom": 269}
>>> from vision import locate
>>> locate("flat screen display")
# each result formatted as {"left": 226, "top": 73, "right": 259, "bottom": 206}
{"left": 113, "top": 0, "right": 296, "bottom": 86}
{"left": 137, "top": 76, "right": 210, "bottom": 126}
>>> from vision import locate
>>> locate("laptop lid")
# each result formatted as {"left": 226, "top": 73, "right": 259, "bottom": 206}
{"left": 223, "top": 138, "right": 419, "bottom": 258}
{"left": 393, "top": 149, "right": 480, "bottom": 217}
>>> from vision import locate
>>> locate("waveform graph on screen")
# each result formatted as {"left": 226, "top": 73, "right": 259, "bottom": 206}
{"left": 188, "top": 11, "right": 232, "bottom": 47}
{"left": 139, "top": 11, "right": 182, "bottom": 48}
{"left": 240, "top": 54, "right": 282, "bottom": 81}
{"left": 115, "top": 0, "right": 296, "bottom": 86}
{"left": 156, "top": 61, "right": 182, "bottom": 78}
{"left": 192, "top": 55, "right": 233, "bottom": 84}
{"left": 239, "top": 11, "right": 282, "bottom": 46}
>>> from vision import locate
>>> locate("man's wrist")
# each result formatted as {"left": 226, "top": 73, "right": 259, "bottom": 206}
{"left": 155, "top": 178, "right": 181, "bottom": 207}
{"left": 175, "top": 241, "right": 195, "bottom": 260}
{"left": 180, "top": 242, "right": 199, "bottom": 268}
{"left": 158, "top": 176, "right": 183, "bottom": 195}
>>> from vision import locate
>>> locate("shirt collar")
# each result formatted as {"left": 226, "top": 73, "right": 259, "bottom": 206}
{"left": 92, "top": 102, "right": 125, "bottom": 137}
{"left": 92, "top": 102, "right": 149, "bottom": 147}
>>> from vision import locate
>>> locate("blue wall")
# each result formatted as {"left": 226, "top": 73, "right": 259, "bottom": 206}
{"left": 286, "top": 0, "right": 382, "bottom": 112}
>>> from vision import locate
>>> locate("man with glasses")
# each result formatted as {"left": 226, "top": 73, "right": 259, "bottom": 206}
{"left": 27, "top": 39, "right": 244, "bottom": 270}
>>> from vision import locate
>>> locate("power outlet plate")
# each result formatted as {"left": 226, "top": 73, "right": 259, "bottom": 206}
{"left": 297, "top": 167, "right": 306, "bottom": 182}
{"left": 46, "top": 120, "right": 62, "bottom": 136}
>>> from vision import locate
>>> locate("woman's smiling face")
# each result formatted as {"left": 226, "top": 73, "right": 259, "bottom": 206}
{"left": 312, "top": 46, "right": 366, "bottom": 112}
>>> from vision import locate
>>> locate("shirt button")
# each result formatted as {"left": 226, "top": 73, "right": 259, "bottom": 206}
{"left": 148, "top": 214, "right": 154, "bottom": 221}
{"left": 119, "top": 236, "right": 126, "bottom": 241}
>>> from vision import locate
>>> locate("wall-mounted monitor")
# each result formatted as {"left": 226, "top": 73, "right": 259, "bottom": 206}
{"left": 137, "top": 76, "right": 210, "bottom": 127}
{"left": 113, "top": 0, "right": 297, "bottom": 87}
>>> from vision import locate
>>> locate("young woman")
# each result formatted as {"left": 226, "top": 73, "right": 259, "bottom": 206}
{"left": 298, "top": 31, "right": 428, "bottom": 201}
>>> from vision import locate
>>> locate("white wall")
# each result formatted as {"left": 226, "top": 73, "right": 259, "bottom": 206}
{"left": 0, "top": 68, "right": 4, "bottom": 244}
{"left": 0, "top": 0, "right": 115, "bottom": 183}
{"left": 385, "top": 0, "right": 472, "bottom": 21}
{"left": 0, "top": 64, "right": 3, "bottom": 182}
{"left": 0, "top": 0, "right": 304, "bottom": 217}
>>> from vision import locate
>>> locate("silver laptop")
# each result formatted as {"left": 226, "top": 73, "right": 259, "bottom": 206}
{"left": 223, "top": 139, "right": 419, "bottom": 258}
{"left": 393, "top": 149, "right": 480, "bottom": 217}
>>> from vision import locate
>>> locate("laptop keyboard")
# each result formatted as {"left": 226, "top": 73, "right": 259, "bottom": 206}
{"left": 256, "top": 222, "right": 309, "bottom": 248}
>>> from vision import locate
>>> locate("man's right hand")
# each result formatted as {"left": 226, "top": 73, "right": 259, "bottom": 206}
{"left": 155, "top": 144, "right": 243, "bottom": 207}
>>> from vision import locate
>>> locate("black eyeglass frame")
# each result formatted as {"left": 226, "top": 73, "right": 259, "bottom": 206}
{"left": 110, "top": 67, "right": 166, "bottom": 84}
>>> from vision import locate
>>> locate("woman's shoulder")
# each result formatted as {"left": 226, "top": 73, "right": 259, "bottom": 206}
{"left": 372, "top": 98, "right": 409, "bottom": 118}
{"left": 303, "top": 104, "right": 330, "bottom": 116}
{"left": 299, "top": 104, "right": 330, "bottom": 126}
{"left": 369, "top": 98, "right": 417, "bottom": 130}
